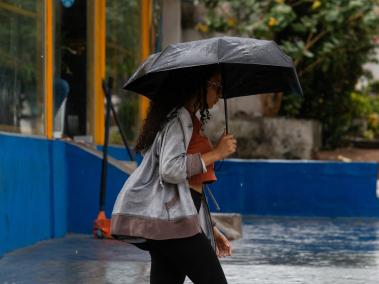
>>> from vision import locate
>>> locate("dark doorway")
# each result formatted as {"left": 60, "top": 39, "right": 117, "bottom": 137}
{"left": 55, "top": 0, "right": 87, "bottom": 137}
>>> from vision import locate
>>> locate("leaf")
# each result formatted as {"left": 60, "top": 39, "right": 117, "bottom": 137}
{"left": 303, "top": 49, "right": 314, "bottom": 58}
{"left": 348, "top": 0, "right": 365, "bottom": 10}
{"left": 324, "top": 10, "right": 340, "bottom": 23}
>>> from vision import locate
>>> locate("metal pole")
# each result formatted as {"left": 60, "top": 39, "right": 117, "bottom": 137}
{"left": 99, "top": 78, "right": 112, "bottom": 211}
{"left": 221, "top": 64, "right": 228, "bottom": 134}
{"left": 223, "top": 97, "right": 228, "bottom": 134}
{"left": 215, "top": 65, "right": 226, "bottom": 172}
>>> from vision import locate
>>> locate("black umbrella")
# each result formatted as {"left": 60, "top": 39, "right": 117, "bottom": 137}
{"left": 123, "top": 36, "right": 303, "bottom": 132}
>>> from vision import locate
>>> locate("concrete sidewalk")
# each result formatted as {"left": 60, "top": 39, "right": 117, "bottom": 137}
{"left": 2, "top": 217, "right": 379, "bottom": 284}
{"left": 0, "top": 235, "right": 152, "bottom": 284}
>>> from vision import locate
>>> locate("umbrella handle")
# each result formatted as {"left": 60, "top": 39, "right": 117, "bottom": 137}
{"left": 215, "top": 85, "right": 227, "bottom": 172}
{"left": 223, "top": 97, "right": 228, "bottom": 134}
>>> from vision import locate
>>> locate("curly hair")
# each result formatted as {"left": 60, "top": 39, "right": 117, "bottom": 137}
{"left": 135, "top": 65, "right": 219, "bottom": 153}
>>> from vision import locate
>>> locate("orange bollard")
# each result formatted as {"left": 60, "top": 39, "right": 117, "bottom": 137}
{"left": 93, "top": 211, "right": 112, "bottom": 239}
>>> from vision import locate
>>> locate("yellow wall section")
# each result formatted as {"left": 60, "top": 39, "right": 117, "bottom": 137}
{"left": 88, "top": 0, "right": 106, "bottom": 145}
{"left": 44, "top": 0, "right": 53, "bottom": 138}
{"left": 139, "top": 0, "right": 152, "bottom": 122}
{"left": 95, "top": 0, "right": 106, "bottom": 145}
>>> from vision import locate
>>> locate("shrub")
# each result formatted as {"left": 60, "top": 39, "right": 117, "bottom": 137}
{"left": 198, "top": 0, "right": 379, "bottom": 148}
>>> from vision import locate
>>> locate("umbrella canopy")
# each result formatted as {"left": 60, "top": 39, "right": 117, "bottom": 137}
{"left": 123, "top": 36, "right": 303, "bottom": 99}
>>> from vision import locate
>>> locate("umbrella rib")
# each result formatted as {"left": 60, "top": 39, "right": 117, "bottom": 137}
{"left": 217, "top": 37, "right": 221, "bottom": 64}
{"left": 270, "top": 41, "right": 292, "bottom": 64}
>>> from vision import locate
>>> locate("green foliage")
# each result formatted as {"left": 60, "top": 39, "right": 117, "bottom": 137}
{"left": 349, "top": 91, "right": 379, "bottom": 139}
{"left": 350, "top": 92, "right": 372, "bottom": 118}
{"left": 198, "top": 0, "right": 379, "bottom": 147}
{"left": 369, "top": 80, "right": 379, "bottom": 94}
{"left": 279, "top": 93, "right": 303, "bottom": 117}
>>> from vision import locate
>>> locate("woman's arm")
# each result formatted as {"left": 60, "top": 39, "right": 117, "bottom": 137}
{"left": 201, "top": 132, "right": 237, "bottom": 166}
{"left": 213, "top": 226, "right": 232, "bottom": 257}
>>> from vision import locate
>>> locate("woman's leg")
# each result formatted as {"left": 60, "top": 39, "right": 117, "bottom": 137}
{"left": 149, "top": 248, "right": 186, "bottom": 284}
{"left": 147, "top": 232, "right": 228, "bottom": 284}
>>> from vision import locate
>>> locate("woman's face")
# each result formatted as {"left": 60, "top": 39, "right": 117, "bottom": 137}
{"left": 206, "top": 72, "right": 222, "bottom": 109}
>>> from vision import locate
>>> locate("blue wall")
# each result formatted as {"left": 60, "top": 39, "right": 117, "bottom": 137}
{"left": 66, "top": 143, "right": 129, "bottom": 233}
{"left": 0, "top": 134, "right": 67, "bottom": 256}
{"left": 207, "top": 159, "right": 379, "bottom": 217}
{"left": 1, "top": 132, "right": 379, "bottom": 256}
{"left": 0, "top": 134, "right": 129, "bottom": 256}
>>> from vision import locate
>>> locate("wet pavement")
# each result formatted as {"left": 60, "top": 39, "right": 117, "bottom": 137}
{"left": 1, "top": 216, "right": 379, "bottom": 283}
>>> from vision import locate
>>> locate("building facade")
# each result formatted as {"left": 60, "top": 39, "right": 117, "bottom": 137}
{"left": 0, "top": 0, "right": 156, "bottom": 145}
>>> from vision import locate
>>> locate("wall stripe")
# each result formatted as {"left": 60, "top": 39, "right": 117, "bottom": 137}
{"left": 139, "top": 0, "right": 152, "bottom": 122}
{"left": 88, "top": 0, "right": 106, "bottom": 145}
{"left": 44, "top": 0, "right": 53, "bottom": 139}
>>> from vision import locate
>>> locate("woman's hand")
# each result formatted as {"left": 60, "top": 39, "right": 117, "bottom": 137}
{"left": 201, "top": 130, "right": 237, "bottom": 167}
{"left": 213, "top": 226, "right": 232, "bottom": 258}
{"left": 214, "top": 130, "right": 237, "bottom": 160}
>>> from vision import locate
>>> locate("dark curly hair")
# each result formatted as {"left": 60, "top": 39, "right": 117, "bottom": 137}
{"left": 135, "top": 65, "right": 220, "bottom": 153}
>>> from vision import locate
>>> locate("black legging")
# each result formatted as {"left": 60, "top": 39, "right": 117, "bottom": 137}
{"left": 146, "top": 188, "right": 228, "bottom": 284}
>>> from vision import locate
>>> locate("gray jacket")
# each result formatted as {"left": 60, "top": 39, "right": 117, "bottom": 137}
{"left": 111, "top": 107, "right": 217, "bottom": 250}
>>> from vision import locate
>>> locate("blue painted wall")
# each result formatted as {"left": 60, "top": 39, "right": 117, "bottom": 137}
{"left": 51, "top": 140, "right": 69, "bottom": 238}
{"left": 0, "top": 133, "right": 129, "bottom": 256}
{"left": 0, "top": 134, "right": 67, "bottom": 256}
{"left": 1, "top": 132, "right": 379, "bottom": 256}
{"left": 207, "top": 160, "right": 379, "bottom": 217}
{"left": 66, "top": 143, "right": 129, "bottom": 233}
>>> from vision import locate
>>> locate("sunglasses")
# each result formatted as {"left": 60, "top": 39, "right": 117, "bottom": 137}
{"left": 207, "top": 80, "right": 223, "bottom": 97}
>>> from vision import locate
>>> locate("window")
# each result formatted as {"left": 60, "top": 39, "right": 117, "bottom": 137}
{"left": 0, "top": 0, "right": 44, "bottom": 135}
{"left": 106, "top": 0, "right": 142, "bottom": 145}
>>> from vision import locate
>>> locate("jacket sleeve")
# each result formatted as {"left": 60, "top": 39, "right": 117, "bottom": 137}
{"left": 160, "top": 117, "right": 206, "bottom": 184}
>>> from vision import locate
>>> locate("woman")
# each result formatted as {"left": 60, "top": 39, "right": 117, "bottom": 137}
{"left": 111, "top": 66, "right": 237, "bottom": 283}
